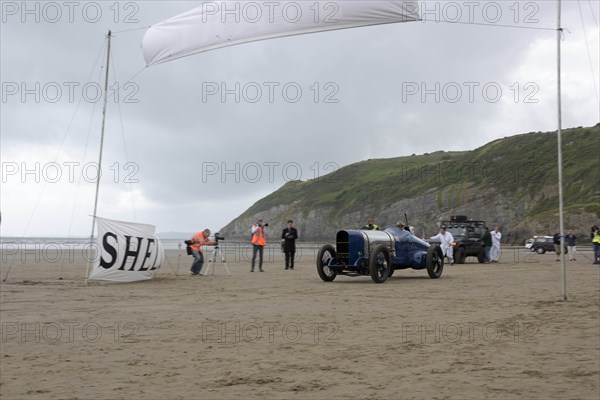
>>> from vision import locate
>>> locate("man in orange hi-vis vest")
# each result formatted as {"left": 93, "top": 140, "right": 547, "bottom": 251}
{"left": 251, "top": 219, "right": 268, "bottom": 272}
{"left": 188, "top": 229, "right": 215, "bottom": 275}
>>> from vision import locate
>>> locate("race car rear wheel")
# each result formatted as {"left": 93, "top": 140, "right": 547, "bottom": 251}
{"left": 316, "top": 244, "right": 337, "bottom": 282}
{"left": 426, "top": 245, "right": 444, "bottom": 279}
{"left": 369, "top": 244, "right": 391, "bottom": 283}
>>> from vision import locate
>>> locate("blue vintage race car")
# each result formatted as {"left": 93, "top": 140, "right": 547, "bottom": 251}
{"left": 316, "top": 227, "right": 444, "bottom": 283}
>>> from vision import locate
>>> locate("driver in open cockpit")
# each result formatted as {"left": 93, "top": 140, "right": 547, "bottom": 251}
{"left": 396, "top": 221, "right": 413, "bottom": 233}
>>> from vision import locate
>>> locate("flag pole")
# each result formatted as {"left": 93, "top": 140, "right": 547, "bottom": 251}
{"left": 556, "top": 1, "right": 566, "bottom": 300}
{"left": 86, "top": 30, "right": 112, "bottom": 284}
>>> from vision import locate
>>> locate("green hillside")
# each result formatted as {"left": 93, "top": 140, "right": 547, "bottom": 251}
{"left": 223, "top": 124, "right": 600, "bottom": 242}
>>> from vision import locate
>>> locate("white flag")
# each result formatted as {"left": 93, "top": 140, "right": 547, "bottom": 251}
{"left": 143, "top": 1, "right": 419, "bottom": 66}
{"left": 89, "top": 217, "right": 164, "bottom": 282}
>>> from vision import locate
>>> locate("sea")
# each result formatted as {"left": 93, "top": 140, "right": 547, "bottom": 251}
{"left": 0, "top": 236, "right": 328, "bottom": 265}
{"left": 0, "top": 237, "right": 184, "bottom": 250}
{"left": 0, "top": 237, "right": 593, "bottom": 265}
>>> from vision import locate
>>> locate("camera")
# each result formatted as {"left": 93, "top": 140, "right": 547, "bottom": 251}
{"left": 214, "top": 233, "right": 225, "bottom": 241}
{"left": 263, "top": 223, "right": 269, "bottom": 227}
{"left": 184, "top": 239, "right": 193, "bottom": 255}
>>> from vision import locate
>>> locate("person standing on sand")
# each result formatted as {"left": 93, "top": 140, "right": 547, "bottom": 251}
{"left": 564, "top": 231, "right": 577, "bottom": 261}
{"left": 553, "top": 232, "right": 562, "bottom": 261}
{"left": 429, "top": 226, "right": 455, "bottom": 265}
{"left": 281, "top": 220, "right": 298, "bottom": 270}
{"left": 482, "top": 227, "right": 492, "bottom": 263}
{"left": 491, "top": 226, "right": 502, "bottom": 263}
{"left": 591, "top": 226, "right": 600, "bottom": 264}
{"left": 251, "top": 219, "right": 267, "bottom": 272}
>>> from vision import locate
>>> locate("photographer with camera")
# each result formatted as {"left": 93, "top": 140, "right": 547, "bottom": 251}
{"left": 251, "top": 219, "right": 268, "bottom": 272}
{"left": 187, "top": 229, "right": 215, "bottom": 276}
{"left": 281, "top": 220, "right": 298, "bottom": 270}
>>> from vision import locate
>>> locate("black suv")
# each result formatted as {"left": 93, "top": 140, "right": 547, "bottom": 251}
{"left": 442, "top": 215, "right": 486, "bottom": 264}
{"left": 525, "top": 236, "right": 555, "bottom": 254}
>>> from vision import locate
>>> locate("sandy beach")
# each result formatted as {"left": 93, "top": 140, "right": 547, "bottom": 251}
{"left": 1, "top": 244, "right": 599, "bottom": 399}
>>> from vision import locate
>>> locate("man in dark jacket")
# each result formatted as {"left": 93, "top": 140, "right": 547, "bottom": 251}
{"left": 482, "top": 227, "right": 492, "bottom": 263}
{"left": 553, "top": 232, "right": 562, "bottom": 261}
{"left": 564, "top": 231, "right": 577, "bottom": 261}
{"left": 281, "top": 220, "right": 299, "bottom": 270}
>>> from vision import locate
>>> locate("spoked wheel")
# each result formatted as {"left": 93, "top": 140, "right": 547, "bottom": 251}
{"left": 316, "top": 245, "right": 337, "bottom": 282}
{"left": 369, "top": 244, "right": 391, "bottom": 283}
{"left": 426, "top": 244, "right": 444, "bottom": 279}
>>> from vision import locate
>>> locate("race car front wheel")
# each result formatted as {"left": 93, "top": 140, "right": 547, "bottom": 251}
{"left": 316, "top": 244, "right": 337, "bottom": 282}
{"left": 369, "top": 244, "right": 391, "bottom": 284}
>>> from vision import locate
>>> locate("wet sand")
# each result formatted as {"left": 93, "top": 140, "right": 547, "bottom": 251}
{"left": 1, "top": 246, "right": 599, "bottom": 399}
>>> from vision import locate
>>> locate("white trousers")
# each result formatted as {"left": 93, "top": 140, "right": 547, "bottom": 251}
{"left": 567, "top": 246, "right": 576, "bottom": 260}
{"left": 441, "top": 245, "right": 454, "bottom": 262}
{"left": 490, "top": 244, "right": 500, "bottom": 261}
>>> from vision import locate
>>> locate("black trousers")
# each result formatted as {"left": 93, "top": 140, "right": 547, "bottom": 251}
{"left": 252, "top": 245, "right": 264, "bottom": 270}
{"left": 284, "top": 251, "right": 295, "bottom": 268}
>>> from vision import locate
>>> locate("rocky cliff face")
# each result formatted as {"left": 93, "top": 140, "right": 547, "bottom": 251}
{"left": 220, "top": 125, "right": 600, "bottom": 244}
{"left": 221, "top": 189, "right": 597, "bottom": 244}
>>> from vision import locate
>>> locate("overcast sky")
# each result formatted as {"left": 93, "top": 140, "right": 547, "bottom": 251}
{"left": 1, "top": 0, "right": 598, "bottom": 237}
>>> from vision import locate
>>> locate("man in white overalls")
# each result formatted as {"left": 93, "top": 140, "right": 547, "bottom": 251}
{"left": 491, "top": 226, "right": 502, "bottom": 263}
{"left": 430, "top": 226, "right": 455, "bottom": 265}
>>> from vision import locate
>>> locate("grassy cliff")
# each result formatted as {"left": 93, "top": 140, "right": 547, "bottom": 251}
{"left": 221, "top": 124, "right": 600, "bottom": 243}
